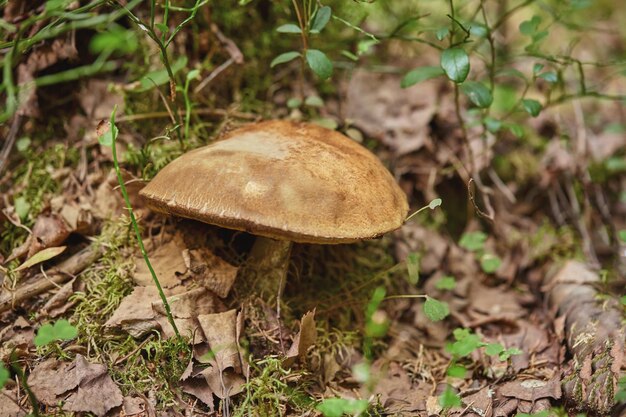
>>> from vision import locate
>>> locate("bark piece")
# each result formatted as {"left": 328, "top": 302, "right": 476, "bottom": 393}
{"left": 544, "top": 260, "right": 625, "bottom": 415}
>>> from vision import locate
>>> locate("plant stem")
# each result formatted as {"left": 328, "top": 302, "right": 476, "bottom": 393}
{"left": 109, "top": 107, "right": 180, "bottom": 339}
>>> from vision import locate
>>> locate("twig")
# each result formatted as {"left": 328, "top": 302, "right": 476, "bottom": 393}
{"left": 0, "top": 243, "right": 103, "bottom": 313}
{"left": 0, "top": 114, "right": 22, "bottom": 176}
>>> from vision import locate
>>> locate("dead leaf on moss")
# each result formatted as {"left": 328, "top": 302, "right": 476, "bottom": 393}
{"left": 133, "top": 234, "right": 187, "bottom": 289}
{"left": 181, "top": 377, "right": 215, "bottom": 411}
{"left": 284, "top": 309, "right": 317, "bottom": 366}
{"left": 186, "top": 247, "right": 239, "bottom": 298}
{"left": 154, "top": 287, "right": 225, "bottom": 341}
{"left": 62, "top": 355, "right": 124, "bottom": 416}
{"left": 104, "top": 286, "right": 163, "bottom": 338}
{"left": 29, "top": 355, "right": 122, "bottom": 416}
{"left": 197, "top": 309, "right": 245, "bottom": 399}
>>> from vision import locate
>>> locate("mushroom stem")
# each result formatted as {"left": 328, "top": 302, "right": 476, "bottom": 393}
{"left": 246, "top": 236, "right": 292, "bottom": 296}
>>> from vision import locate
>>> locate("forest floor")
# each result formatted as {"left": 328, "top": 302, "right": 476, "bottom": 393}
{"left": 0, "top": 1, "right": 625, "bottom": 417}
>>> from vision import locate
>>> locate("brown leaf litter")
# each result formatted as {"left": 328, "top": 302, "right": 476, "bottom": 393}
{"left": 28, "top": 354, "right": 123, "bottom": 416}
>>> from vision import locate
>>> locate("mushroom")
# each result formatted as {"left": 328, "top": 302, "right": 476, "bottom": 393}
{"left": 139, "top": 120, "right": 408, "bottom": 295}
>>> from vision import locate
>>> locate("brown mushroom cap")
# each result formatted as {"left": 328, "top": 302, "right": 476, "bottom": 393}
{"left": 139, "top": 120, "right": 408, "bottom": 244}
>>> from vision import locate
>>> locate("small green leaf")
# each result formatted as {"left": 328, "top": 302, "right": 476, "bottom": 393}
{"left": 439, "top": 386, "right": 462, "bottom": 408}
{"left": 522, "top": 99, "right": 542, "bottom": 117}
{"left": 447, "top": 328, "right": 482, "bottom": 358}
{"left": 306, "top": 49, "right": 333, "bottom": 79}
{"left": 304, "top": 96, "right": 324, "bottom": 107}
{"left": 435, "top": 27, "right": 449, "bottom": 41}
{"left": 276, "top": 23, "right": 302, "bottom": 33}
{"left": 499, "top": 347, "right": 523, "bottom": 361}
{"left": 270, "top": 51, "right": 301, "bottom": 68}
{"left": 0, "top": 363, "right": 9, "bottom": 389}
{"left": 311, "top": 6, "right": 332, "bottom": 33}
{"left": 538, "top": 71, "right": 557, "bottom": 83}
{"left": 447, "top": 364, "right": 467, "bottom": 378}
{"left": 406, "top": 253, "right": 420, "bottom": 285}
{"left": 533, "top": 63, "right": 544, "bottom": 75}
{"left": 480, "top": 253, "right": 502, "bottom": 274}
{"left": 519, "top": 15, "right": 541, "bottom": 35}
{"left": 621, "top": 295, "right": 626, "bottom": 305}
{"left": 316, "top": 398, "right": 369, "bottom": 417}
{"left": 435, "top": 276, "right": 456, "bottom": 290}
{"left": 287, "top": 98, "right": 302, "bottom": 109}
{"left": 401, "top": 66, "right": 444, "bottom": 88}
{"left": 460, "top": 81, "right": 493, "bottom": 108}
{"left": 424, "top": 297, "right": 450, "bottom": 322}
{"left": 357, "top": 39, "right": 379, "bottom": 55}
{"left": 485, "top": 343, "right": 504, "bottom": 356}
{"left": 441, "top": 48, "right": 470, "bottom": 83}
{"left": 90, "top": 27, "right": 138, "bottom": 55}
{"left": 34, "top": 319, "right": 78, "bottom": 347}
{"left": 98, "top": 124, "right": 118, "bottom": 147}
{"left": 429, "top": 198, "right": 442, "bottom": 209}
{"left": 155, "top": 23, "right": 169, "bottom": 34}
{"left": 137, "top": 56, "right": 187, "bottom": 91}
{"left": 469, "top": 22, "right": 488, "bottom": 38}
{"left": 484, "top": 116, "right": 502, "bottom": 133}
{"left": 506, "top": 122, "right": 524, "bottom": 138}
{"left": 15, "top": 246, "right": 66, "bottom": 272}
{"left": 14, "top": 196, "right": 30, "bottom": 221}
{"left": 618, "top": 230, "right": 626, "bottom": 243}
{"left": 459, "top": 231, "right": 487, "bottom": 252}
{"left": 186, "top": 69, "right": 201, "bottom": 81}
{"left": 16, "top": 137, "right": 31, "bottom": 152}
{"left": 312, "top": 117, "right": 338, "bottom": 130}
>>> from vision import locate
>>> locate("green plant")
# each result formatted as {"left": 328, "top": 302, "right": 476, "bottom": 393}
{"left": 459, "top": 231, "right": 502, "bottom": 274}
{"left": 110, "top": 0, "right": 208, "bottom": 147}
{"left": 271, "top": 2, "right": 334, "bottom": 80}
{"left": 98, "top": 107, "right": 180, "bottom": 338}
{"left": 234, "top": 357, "right": 313, "bottom": 417}
{"left": 34, "top": 319, "right": 78, "bottom": 347}
{"left": 440, "top": 328, "right": 522, "bottom": 407}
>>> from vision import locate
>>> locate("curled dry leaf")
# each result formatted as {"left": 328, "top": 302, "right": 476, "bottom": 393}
{"left": 197, "top": 309, "right": 246, "bottom": 399}
{"left": 284, "top": 309, "right": 317, "bottom": 367}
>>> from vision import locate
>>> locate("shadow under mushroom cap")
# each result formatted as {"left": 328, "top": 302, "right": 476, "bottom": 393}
{"left": 139, "top": 120, "right": 409, "bottom": 244}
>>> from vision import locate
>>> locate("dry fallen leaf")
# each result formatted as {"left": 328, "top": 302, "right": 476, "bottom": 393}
{"left": 284, "top": 309, "right": 317, "bottom": 366}
{"left": 29, "top": 355, "right": 123, "bottom": 416}
{"left": 186, "top": 247, "right": 239, "bottom": 298}
{"left": 345, "top": 70, "right": 438, "bottom": 156}
{"left": 14, "top": 245, "right": 66, "bottom": 271}
{"left": 133, "top": 234, "right": 187, "bottom": 289}
{"left": 197, "top": 309, "right": 246, "bottom": 399}
{"left": 104, "top": 286, "right": 163, "bottom": 338}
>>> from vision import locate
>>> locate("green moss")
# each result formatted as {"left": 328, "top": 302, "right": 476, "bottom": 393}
{"left": 0, "top": 144, "right": 79, "bottom": 255}
{"left": 233, "top": 357, "right": 314, "bottom": 417}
